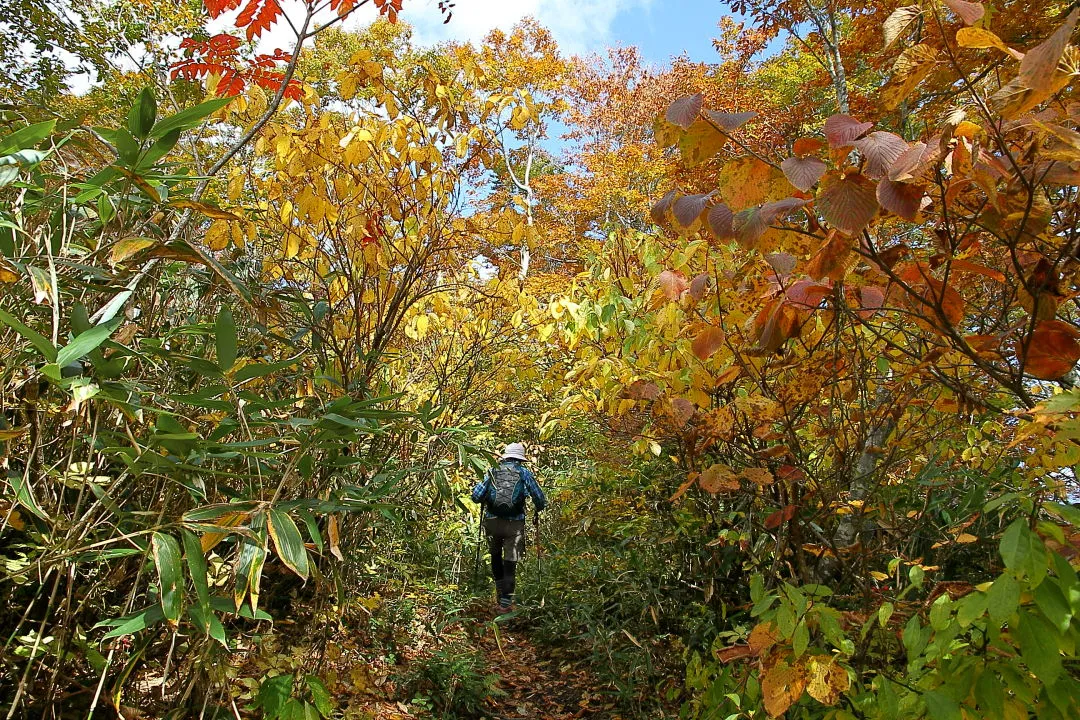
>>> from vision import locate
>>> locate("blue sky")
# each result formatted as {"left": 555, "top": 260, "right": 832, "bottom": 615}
{"left": 401, "top": 0, "right": 728, "bottom": 65}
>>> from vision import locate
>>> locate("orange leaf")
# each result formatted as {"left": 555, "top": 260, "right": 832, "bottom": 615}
{"left": 765, "top": 504, "right": 798, "bottom": 529}
{"left": 762, "top": 658, "right": 809, "bottom": 717}
{"left": 714, "top": 366, "right": 742, "bottom": 386}
{"left": 692, "top": 327, "right": 726, "bottom": 361}
{"left": 658, "top": 270, "right": 688, "bottom": 301}
{"left": 625, "top": 380, "right": 661, "bottom": 401}
{"left": 1020, "top": 320, "right": 1080, "bottom": 380}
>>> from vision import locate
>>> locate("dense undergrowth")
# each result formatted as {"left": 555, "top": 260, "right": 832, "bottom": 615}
{"left": 5, "top": 1, "right": 1080, "bottom": 718}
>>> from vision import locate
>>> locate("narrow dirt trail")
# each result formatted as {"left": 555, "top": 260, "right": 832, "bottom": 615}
{"left": 470, "top": 613, "right": 616, "bottom": 720}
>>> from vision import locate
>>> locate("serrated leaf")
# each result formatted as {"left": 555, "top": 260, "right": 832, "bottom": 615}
{"left": 823, "top": 115, "right": 872, "bottom": 148}
{"left": 943, "top": 0, "right": 984, "bottom": 25}
{"left": 884, "top": 6, "right": 922, "bottom": 48}
{"left": 666, "top": 94, "right": 703, "bottom": 129}
{"left": 781, "top": 156, "right": 826, "bottom": 191}
{"left": 853, "top": 132, "right": 908, "bottom": 179}
{"left": 816, "top": 172, "right": 879, "bottom": 235}
{"left": 1019, "top": 9, "right": 1078, "bottom": 94}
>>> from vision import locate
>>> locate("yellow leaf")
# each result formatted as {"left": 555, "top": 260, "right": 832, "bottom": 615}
{"left": 762, "top": 659, "right": 808, "bottom": 717}
{"left": 956, "top": 27, "right": 1023, "bottom": 59}
{"left": 956, "top": 532, "right": 978, "bottom": 544}
{"left": 206, "top": 220, "right": 231, "bottom": 251}
{"left": 0, "top": 258, "right": 18, "bottom": 283}
{"left": 110, "top": 237, "right": 157, "bottom": 266}
{"left": 805, "top": 656, "right": 849, "bottom": 706}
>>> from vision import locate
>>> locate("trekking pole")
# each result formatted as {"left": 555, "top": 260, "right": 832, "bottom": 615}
{"left": 473, "top": 503, "right": 483, "bottom": 589}
{"left": 534, "top": 509, "right": 542, "bottom": 587}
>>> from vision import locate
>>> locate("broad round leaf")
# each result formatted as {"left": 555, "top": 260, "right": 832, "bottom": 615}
{"left": 944, "top": 0, "right": 984, "bottom": 25}
{"left": 692, "top": 326, "right": 726, "bottom": 360}
{"left": 666, "top": 94, "right": 703, "bottom": 129}
{"left": 816, "top": 172, "right": 879, "bottom": 235}
{"left": 782, "top": 156, "right": 827, "bottom": 191}
{"left": 658, "top": 270, "right": 689, "bottom": 301}
{"left": 673, "top": 193, "right": 709, "bottom": 228}
{"left": 699, "top": 463, "right": 740, "bottom": 493}
{"left": 679, "top": 120, "right": 728, "bottom": 166}
{"left": 706, "top": 110, "right": 757, "bottom": 133}
{"left": 823, "top": 115, "right": 873, "bottom": 148}
{"left": 719, "top": 156, "right": 795, "bottom": 208}
{"left": 876, "top": 177, "right": 924, "bottom": 220}
{"left": 1019, "top": 9, "right": 1078, "bottom": 93}
{"left": 853, "top": 132, "right": 908, "bottom": 179}
{"left": 651, "top": 189, "right": 676, "bottom": 227}
{"left": 707, "top": 202, "right": 735, "bottom": 239}
{"left": 1020, "top": 320, "right": 1080, "bottom": 379}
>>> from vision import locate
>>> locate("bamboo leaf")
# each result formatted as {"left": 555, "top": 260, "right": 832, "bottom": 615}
{"left": 151, "top": 532, "right": 184, "bottom": 623}
{"left": 268, "top": 508, "right": 310, "bottom": 580}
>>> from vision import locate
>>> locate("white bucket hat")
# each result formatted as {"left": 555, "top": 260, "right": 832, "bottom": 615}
{"left": 501, "top": 442, "right": 527, "bottom": 461}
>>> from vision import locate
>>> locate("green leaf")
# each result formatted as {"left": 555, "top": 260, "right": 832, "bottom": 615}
{"left": 792, "top": 620, "right": 810, "bottom": 657}
{"left": 11, "top": 473, "right": 50, "bottom": 521}
{"left": 57, "top": 318, "right": 121, "bottom": 368}
{"left": 96, "top": 605, "right": 165, "bottom": 639}
{"left": 216, "top": 306, "right": 237, "bottom": 371}
{"left": 929, "top": 594, "right": 952, "bottom": 631}
{"left": 151, "top": 97, "right": 232, "bottom": 139}
{"left": 296, "top": 508, "right": 323, "bottom": 553}
{"left": 0, "top": 120, "right": 56, "bottom": 156}
{"left": 1000, "top": 519, "right": 1049, "bottom": 586}
{"left": 268, "top": 508, "right": 310, "bottom": 580}
{"left": 0, "top": 308, "right": 57, "bottom": 362}
{"left": 234, "top": 356, "right": 300, "bottom": 382}
{"left": 956, "top": 590, "right": 988, "bottom": 627}
{"left": 152, "top": 532, "right": 184, "bottom": 623}
{"left": 974, "top": 668, "right": 1004, "bottom": 716}
{"left": 1017, "top": 609, "right": 1062, "bottom": 684}
{"left": 181, "top": 529, "right": 210, "bottom": 610}
{"left": 305, "top": 675, "right": 332, "bottom": 717}
{"left": 1034, "top": 579, "right": 1072, "bottom": 632}
{"left": 923, "top": 690, "right": 961, "bottom": 720}
{"left": 987, "top": 573, "right": 1020, "bottom": 624}
{"left": 128, "top": 87, "right": 157, "bottom": 139}
{"left": 138, "top": 129, "right": 181, "bottom": 169}
{"left": 234, "top": 520, "right": 267, "bottom": 612}
{"left": 257, "top": 674, "right": 294, "bottom": 720}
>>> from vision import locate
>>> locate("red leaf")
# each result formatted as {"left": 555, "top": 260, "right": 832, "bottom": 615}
{"left": 858, "top": 285, "right": 886, "bottom": 318}
{"left": 707, "top": 203, "right": 734, "bottom": 240}
{"left": 659, "top": 270, "right": 689, "bottom": 301}
{"left": 943, "top": 0, "right": 984, "bottom": 25}
{"left": 781, "top": 156, "right": 827, "bottom": 191}
{"left": 1020, "top": 320, "right": 1080, "bottom": 379}
{"left": 853, "top": 132, "right": 908, "bottom": 179}
{"left": 786, "top": 279, "right": 832, "bottom": 308}
{"left": 693, "top": 327, "right": 726, "bottom": 360}
{"left": 824, "top": 115, "right": 873, "bottom": 148}
{"left": 673, "top": 193, "right": 709, "bottom": 228}
{"left": 237, "top": 0, "right": 282, "bottom": 40}
{"left": 204, "top": 0, "right": 243, "bottom": 18}
{"left": 706, "top": 110, "right": 757, "bottom": 133}
{"left": 765, "top": 505, "right": 798, "bottom": 530}
{"left": 876, "top": 177, "right": 924, "bottom": 220}
{"left": 816, "top": 172, "right": 879, "bottom": 236}
{"left": 666, "top": 94, "right": 703, "bottom": 129}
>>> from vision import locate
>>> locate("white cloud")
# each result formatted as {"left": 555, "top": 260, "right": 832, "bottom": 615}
{"left": 400, "top": 0, "right": 654, "bottom": 55}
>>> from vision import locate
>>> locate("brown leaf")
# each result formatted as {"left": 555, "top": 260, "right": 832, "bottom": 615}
{"left": 754, "top": 299, "right": 802, "bottom": 352}
{"left": 748, "top": 622, "right": 781, "bottom": 654}
{"left": 782, "top": 156, "right": 827, "bottom": 191}
{"left": 806, "top": 233, "right": 854, "bottom": 281}
{"left": 650, "top": 189, "right": 676, "bottom": 227}
{"left": 714, "top": 365, "right": 742, "bottom": 386}
{"left": 707, "top": 203, "right": 735, "bottom": 240}
{"left": 943, "top": 0, "right": 984, "bottom": 25}
{"left": 876, "top": 177, "right": 924, "bottom": 220}
{"left": 1021, "top": 320, "right": 1080, "bottom": 379}
{"left": 858, "top": 285, "right": 886, "bottom": 319}
{"left": 673, "top": 193, "right": 709, "bottom": 228}
{"left": 707, "top": 110, "right": 757, "bottom": 132}
{"left": 170, "top": 199, "right": 241, "bottom": 221}
{"left": 666, "top": 94, "right": 703, "bottom": 129}
{"left": 816, "top": 172, "right": 879, "bottom": 236}
{"left": 670, "top": 398, "right": 696, "bottom": 427}
{"left": 881, "top": 44, "right": 940, "bottom": 111}
{"left": 692, "top": 326, "right": 726, "bottom": 360}
{"left": 1019, "top": 9, "right": 1078, "bottom": 94}
{"left": 658, "top": 270, "right": 689, "bottom": 301}
{"left": 766, "top": 252, "right": 798, "bottom": 277}
{"left": 853, "top": 132, "right": 909, "bottom": 179}
{"left": 762, "top": 658, "right": 809, "bottom": 717}
{"left": 699, "top": 463, "right": 741, "bottom": 493}
{"left": 793, "top": 137, "right": 825, "bottom": 157}
{"left": 884, "top": 5, "right": 922, "bottom": 48}
{"left": 688, "top": 273, "right": 710, "bottom": 301}
{"left": 823, "top": 114, "right": 873, "bottom": 148}
{"left": 741, "top": 467, "right": 775, "bottom": 486}
{"left": 626, "top": 380, "right": 661, "bottom": 400}
{"left": 670, "top": 474, "right": 698, "bottom": 503}
{"left": 715, "top": 644, "right": 755, "bottom": 663}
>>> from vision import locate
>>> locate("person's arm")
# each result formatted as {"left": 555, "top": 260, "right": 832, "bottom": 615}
{"left": 471, "top": 471, "right": 490, "bottom": 504}
{"left": 522, "top": 467, "right": 546, "bottom": 511}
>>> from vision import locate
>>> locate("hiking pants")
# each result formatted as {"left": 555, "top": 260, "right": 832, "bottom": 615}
{"left": 484, "top": 517, "right": 525, "bottom": 604}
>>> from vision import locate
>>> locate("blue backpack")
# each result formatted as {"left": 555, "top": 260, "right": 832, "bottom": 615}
{"left": 486, "top": 461, "right": 526, "bottom": 518}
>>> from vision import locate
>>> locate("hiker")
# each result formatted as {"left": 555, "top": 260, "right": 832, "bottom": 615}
{"left": 472, "top": 442, "right": 546, "bottom": 610}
